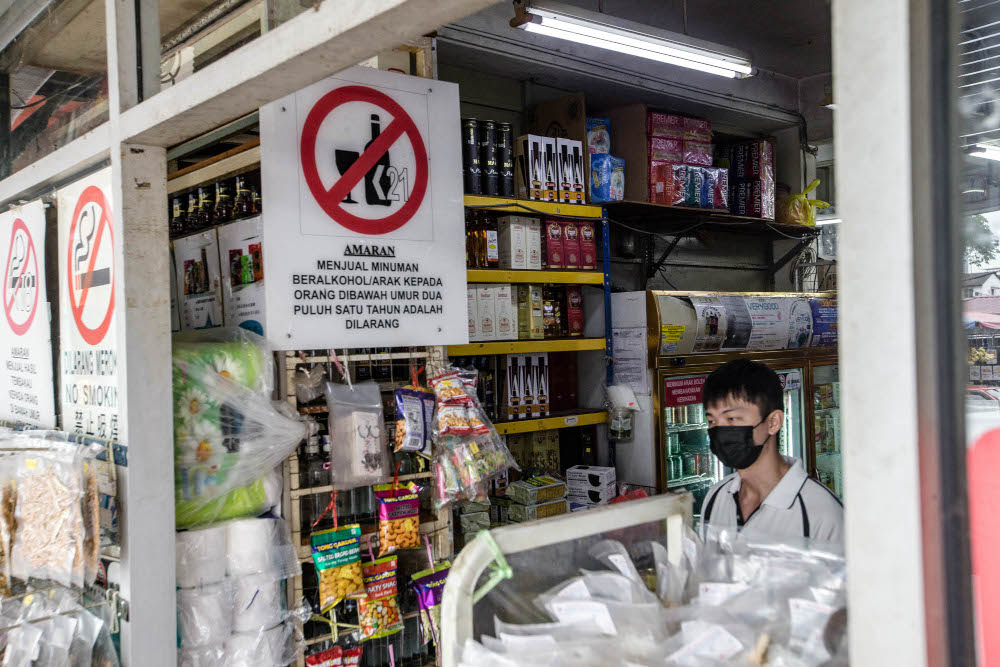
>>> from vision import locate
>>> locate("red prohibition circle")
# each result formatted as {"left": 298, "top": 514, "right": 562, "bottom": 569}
{"left": 3, "top": 218, "right": 39, "bottom": 336}
{"left": 67, "top": 186, "right": 115, "bottom": 346}
{"left": 300, "top": 85, "right": 428, "bottom": 235}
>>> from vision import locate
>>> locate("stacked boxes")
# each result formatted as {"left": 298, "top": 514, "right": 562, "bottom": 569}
{"left": 496, "top": 216, "right": 542, "bottom": 270}
{"left": 506, "top": 430, "right": 561, "bottom": 474}
{"left": 587, "top": 116, "right": 626, "bottom": 203}
{"left": 464, "top": 283, "right": 586, "bottom": 341}
{"left": 720, "top": 140, "right": 775, "bottom": 219}
{"left": 645, "top": 111, "right": 729, "bottom": 210}
{"left": 468, "top": 284, "right": 518, "bottom": 341}
{"left": 507, "top": 475, "right": 569, "bottom": 523}
{"left": 516, "top": 285, "right": 544, "bottom": 340}
{"left": 556, "top": 137, "right": 586, "bottom": 204}
{"left": 500, "top": 353, "right": 550, "bottom": 420}
{"left": 516, "top": 134, "right": 559, "bottom": 201}
{"left": 566, "top": 465, "right": 617, "bottom": 505}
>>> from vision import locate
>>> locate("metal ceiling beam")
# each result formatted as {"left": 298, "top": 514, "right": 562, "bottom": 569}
{"left": 119, "top": 0, "right": 502, "bottom": 147}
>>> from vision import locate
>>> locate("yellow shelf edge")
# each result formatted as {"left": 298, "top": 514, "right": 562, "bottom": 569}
{"left": 464, "top": 194, "right": 604, "bottom": 219}
{"left": 467, "top": 269, "right": 604, "bottom": 285}
{"left": 447, "top": 338, "right": 606, "bottom": 355}
{"left": 494, "top": 411, "right": 606, "bottom": 435}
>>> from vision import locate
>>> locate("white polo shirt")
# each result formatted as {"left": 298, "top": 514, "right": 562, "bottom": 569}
{"left": 699, "top": 457, "right": 844, "bottom": 543}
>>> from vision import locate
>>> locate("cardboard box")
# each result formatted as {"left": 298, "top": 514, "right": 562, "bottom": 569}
{"left": 566, "top": 464, "right": 617, "bottom": 488}
{"left": 536, "top": 354, "right": 551, "bottom": 418}
{"left": 683, "top": 140, "right": 713, "bottom": 166}
{"left": 467, "top": 286, "right": 480, "bottom": 341}
{"left": 497, "top": 216, "right": 527, "bottom": 270}
{"left": 507, "top": 475, "right": 567, "bottom": 505}
{"left": 519, "top": 354, "right": 536, "bottom": 420}
{"left": 541, "top": 136, "right": 558, "bottom": 201}
{"left": 524, "top": 218, "right": 542, "bottom": 270}
{"left": 567, "top": 484, "right": 616, "bottom": 505}
{"left": 459, "top": 511, "right": 490, "bottom": 533}
{"left": 548, "top": 351, "right": 578, "bottom": 413}
{"left": 589, "top": 154, "right": 626, "bottom": 203}
{"left": 579, "top": 222, "right": 597, "bottom": 270}
{"left": 504, "top": 354, "right": 522, "bottom": 419}
{"left": 586, "top": 117, "right": 612, "bottom": 154}
{"left": 515, "top": 134, "right": 544, "bottom": 200}
{"left": 476, "top": 284, "right": 497, "bottom": 340}
{"left": 734, "top": 179, "right": 775, "bottom": 220}
{"left": 542, "top": 286, "right": 563, "bottom": 339}
{"left": 489, "top": 496, "right": 512, "bottom": 524}
{"left": 648, "top": 111, "right": 684, "bottom": 138}
{"left": 494, "top": 283, "right": 517, "bottom": 341}
{"left": 682, "top": 116, "right": 712, "bottom": 141}
{"left": 509, "top": 498, "right": 569, "bottom": 523}
{"left": 543, "top": 220, "right": 564, "bottom": 269}
{"left": 557, "top": 137, "right": 585, "bottom": 204}
{"left": 565, "top": 285, "right": 584, "bottom": 337}
{"left": 649, "top": 136, "right": 683, "bottom": 162}
{"left": 561, "top": 222, "right": 581, "bottom": 269}
{"left": 727, "top": 139, "right": 775, "bottom": 182}
{"left": 570, "top": 140, "right": 586, "bottom": 202}
{"left": 516, "top": 284, "right": 544, "bottom": 339}
{"left": 649, "top": 160, "right": 676, "bottom": 205}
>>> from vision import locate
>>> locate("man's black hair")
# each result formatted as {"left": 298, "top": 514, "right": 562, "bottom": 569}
{"left": 702, "top": 359, "right": 783, "bottom": 419}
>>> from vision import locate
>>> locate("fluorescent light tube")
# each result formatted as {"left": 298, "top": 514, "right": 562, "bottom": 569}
{"left": 513, "top": 1, "right": 753, "bottom": 79}
{"left": 970, "top": 143, "right": 1000, "bottom": 161}
{"left": 816, "top": 218, "right": 842, "bottom": 226}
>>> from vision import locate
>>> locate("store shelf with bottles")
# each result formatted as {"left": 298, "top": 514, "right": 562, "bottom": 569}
{"left": 467, "top": 269, "right": 604, "bottom": 284}
{"left": 665, "top": 423, "right": 708, "bottom": 434}
{"left": 464, "top": 194, "right": 604, "bottom": 219}
{"left": 667, "top": 473, "right": 715, "bottom": 490}
{"left": 448, "top": 337, "right": 605, "bottom": 356}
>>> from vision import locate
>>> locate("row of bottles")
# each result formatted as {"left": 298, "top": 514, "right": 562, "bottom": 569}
{"left": 169, "top": 170, "right": 262, "bottom": 238}
{"left": 466, "top": 209, "right": 499, "bottom": 269}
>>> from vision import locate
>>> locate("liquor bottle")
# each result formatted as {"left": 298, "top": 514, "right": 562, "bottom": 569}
{"left": 197, "top": 186, "right": 214, "bottom": 227}
{"left": 364, "top": 114, "right": 393, "bottom": 206}
{"left": 170, "top": 196, "right": 186, "bottom": 236}
{"left": 213, "top": 180, "right": 233, "bottom": 223}
{"left": 234, "top": 174, "right": 253, "bottom": 218}
{"left": 186, "top": 192, "right": 199, "bottom": 230}
{"left": 485, "top": 215, "right": 499, "bottom": 269}
{"left": 250, "top": 174, "right": 262, "bottom": 214}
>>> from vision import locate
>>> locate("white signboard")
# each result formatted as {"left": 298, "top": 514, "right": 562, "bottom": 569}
{"left": 261, "top": 66, "right": 467, "bottom": 349}
{"left": 0, "top": 201, "right": 55, "bottom": 427}
{"left": 218, "top": 216, "right": 265, "bottom": 335}
{"left": 173, "top": 230, "right": 223, "bottom": 330}
{"left": 58, "top": 169, "right": 122, "bottom": 441}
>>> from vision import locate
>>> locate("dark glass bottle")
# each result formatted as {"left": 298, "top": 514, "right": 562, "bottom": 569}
{"left": 485, "top": 215, "right": 499, "bottom": 268}
{"left": 213, "top": 180, "right": 233, "bottom": 223}
{"left": 250, "top": 175, "right": 262, "bottom": 214}
{"left": 186, "top": 192, "right": 199, "bottom": 230}
{"left": 234, "top": 174, "right": 253, "bottom": 218}
{"left": 365, "top": 114, "right": 393, "bottom": 206}
{"left": 170, "top": 196, "right": 186, "bottom": 236}
{"left": 197, "top": 186, "right": 215, "bottom": 227}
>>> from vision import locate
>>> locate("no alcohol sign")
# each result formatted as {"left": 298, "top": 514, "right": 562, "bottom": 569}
{"left": 262, "top": 66, "right": 468, "bottom": 350}
{"left": 0, "top": 201, "right": 55, "bottom": 428}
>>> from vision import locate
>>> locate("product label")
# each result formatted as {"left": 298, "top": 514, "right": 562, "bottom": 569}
{"left": 660, "top": 324, "right": 685, "bottom": 354}
{"left": 312, "top": 524, "right": 362, "bottom": 570}
{"left": 362, "top": 556, "right": 399, "bottom": 599}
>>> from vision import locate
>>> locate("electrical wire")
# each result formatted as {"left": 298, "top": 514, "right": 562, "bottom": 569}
{"left": 657, "top": 268, "right": 679, "bottom": 290}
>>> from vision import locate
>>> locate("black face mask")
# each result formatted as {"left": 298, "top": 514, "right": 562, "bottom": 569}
{"left": 708, "top": 419, "right": 766, "bottom": 470}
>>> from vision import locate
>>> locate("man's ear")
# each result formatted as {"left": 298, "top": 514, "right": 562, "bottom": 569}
{"left": 767, "top": 409, "right": 785, "bottom": 436}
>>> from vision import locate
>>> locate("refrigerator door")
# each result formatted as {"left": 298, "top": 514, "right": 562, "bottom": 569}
{"left": 775, "top": 367, "right": 808, "bottom": 468}
{"left": 811, "top": 363, "right": 842, "bottom": 499}
{"left": 661, "top": 372, "right": 719, "bottom": 517}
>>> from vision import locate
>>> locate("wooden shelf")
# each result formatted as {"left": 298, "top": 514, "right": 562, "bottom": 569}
{"left": 493, "top": 410, "right": 605, "bottom": 435}
{"left": 448, "top": 337, "right": 605, "bottom": 355}
{"left": 464, "top": 195, "right": 604, "bottom": 219}
{"left": 604, "top": 200, "right": 820, "bottom": 239}
{"left": 467, "top": 269, "right": 604, "bottom": 284}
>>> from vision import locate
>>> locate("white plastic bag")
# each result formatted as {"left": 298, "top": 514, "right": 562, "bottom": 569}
{"left": 326, "top": 381, "right": 390, "bottom": 489}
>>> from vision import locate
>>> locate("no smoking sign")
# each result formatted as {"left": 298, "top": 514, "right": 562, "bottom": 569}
{"left": 3, "top": 218, "right": 39, "bottom": 336}
{"left": 299, "top": 85, "right": 430, "bottom": 237}
{"left": 67, "top": 186, "right": 115, "bottom": 346}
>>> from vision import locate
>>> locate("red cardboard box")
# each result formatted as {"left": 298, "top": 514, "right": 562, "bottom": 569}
{"left": 682, "top": 116, "right": 712, "bottom": 141}
{"left": 649, "top": 160, "right": 674, "bottom": 205}
{"left": 683, "top": 141, "right": 713, "bottom": 166}
{"left": 648, "top": 112, "right": 684, "bottom": 138}
{"left": 579, "top": 222, "right": 597, "bottom": 270}
{"left": 731, "top": 140, "right": 774, "bottom": 182}
{"left": 565, "top": 285, "right": 584, "bottom": 337}
{"left": 543, "top": 220, "right": 564, "bottom": 269}
{"left": 734, "top": 179, "right": 775, "bottom": 219}
{"left": 548, "top": 351, "right": 579, "bottom": 412}
{"left": 561, "top": 222, "right": 581, "bottom": 269}
{"left": 649, "top": 136, "right": 683, "bottom": 162}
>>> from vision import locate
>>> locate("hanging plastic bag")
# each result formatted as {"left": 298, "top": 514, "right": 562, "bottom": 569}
{"left": 776, "top": 179, "right": 830, "bottom": 226}
{"left": 358, "top": 556, "right": 403, "bottom": 641}
{"left": 326, "top": 382, "right": 390, "bottom": 489}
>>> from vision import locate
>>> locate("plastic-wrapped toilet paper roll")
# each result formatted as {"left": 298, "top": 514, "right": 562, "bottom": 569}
{"left": 177, "top": 583, "right": 233, "bottom": 648}
{"left": 178, "top": 644, "right": 224, "bottom": 667}
{"left": 225, "top": 622, "right": 293, "bottom": 667}
{"left": 264, "top": 621, "right": 295, "bottom": 665}
{"left": 176, "top": 526, "right": 227, "bottom": 588}
{"left": 226, "top": 518, "right": 300, "bottom": 580}
{"left": 233, "top": 574, "right": 282, "bottom": 632}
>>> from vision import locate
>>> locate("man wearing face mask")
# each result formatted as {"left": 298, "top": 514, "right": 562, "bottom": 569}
{"left": 699, "top": 359, "right": 843, "bottom": 542}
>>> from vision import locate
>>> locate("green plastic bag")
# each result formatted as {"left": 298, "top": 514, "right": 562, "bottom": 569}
{"left": 776, "top": 178, "right": 830, "bottom": 226}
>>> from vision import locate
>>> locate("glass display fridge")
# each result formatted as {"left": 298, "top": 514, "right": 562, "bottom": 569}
{"left": 610, "top": 291, "right": 839, "bottom": 521}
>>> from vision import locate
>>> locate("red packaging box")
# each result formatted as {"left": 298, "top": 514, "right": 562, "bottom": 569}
{"left": 649, "top": 136, "right": 683, "bottom": 162}
{"left": 649, "top": 160, "right": 674, "bottom": 205}
{"left": 543, "top": 220, "right": 564, "bottom": 269}
{"left": 648, "top": 112, "right": 684, "bottom": 138}
{"left": 731, "top": 140, "right": 774, "bottom": 182}
{"left": 579, "top": 222, "right": 597, "bottom": 270}
{"left": 548, "top": 352, "right": 579, "bottom": 412}
{"left": 565, "top": 285, "right": 584, "bottom": 337}
{"left": 561, "top": 222, "right": 581, "bottom": 269}
{"left": 682, "top": 116, "right": 712, "bottom": 141}
{"left": 734, "top": 179, "right": 775, "bottom": 219}
{"left": 683, "top": 141, "right": 713, "bottom": 166}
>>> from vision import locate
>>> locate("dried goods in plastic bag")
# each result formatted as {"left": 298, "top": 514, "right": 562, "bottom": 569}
{"left": 394, "top": 388, "right": 433, "bottom": 452}
{"left": 374, "top": 482, "right": 420, "bottom": 556}
{"left": 429, "top": 371, "right": 473, "bottom": 406}
{"left": 311, "top": 524, "right": 365, "bottom": 612}
{"left": 412, "top": 561, "right": 450, "bottom": 655}
{"left": 776, "top": 179, "right": 830, "bottom": 227}
{"left": 358, "top": 556, "right": 403, "bottom": 641}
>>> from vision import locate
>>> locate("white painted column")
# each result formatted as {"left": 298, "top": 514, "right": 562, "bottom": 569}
{"left": 833, "top": 0, "right": 931, "bottom": 664}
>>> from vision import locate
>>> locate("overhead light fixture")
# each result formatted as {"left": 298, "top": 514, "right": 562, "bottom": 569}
{"left": 816, "top": 217, "right": 842, "bottom": 226}
{"left": 511, "top": 0, "right": 754, "bottom": 79}
{"left": 969, "top": 144, "right": 1000, "bottom": 161}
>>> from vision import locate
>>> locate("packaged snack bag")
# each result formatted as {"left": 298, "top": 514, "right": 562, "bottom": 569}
{"left": 374, "top": 482, "right": 420, "bottom": 555}
{"left": 343, "top": 647, "right": 363, "bottom": 666}
{"left": 358, "top": 556, "right": 403, "bottom": 641}
{"left": 311, "top": 524, "right": 365, "bottom": 611}
{"left": 412, "top": 562, "right": 451, "bottom": 657}
{"left": 430, "top": 372, "right": 473, "bottom": 406}
{"left": 394, "top": 388, "right": 434, "bottom": 453}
